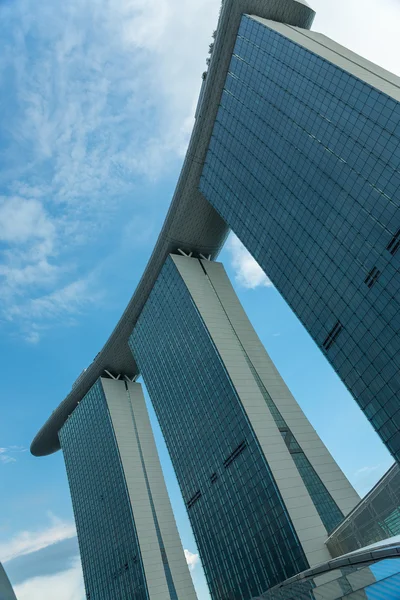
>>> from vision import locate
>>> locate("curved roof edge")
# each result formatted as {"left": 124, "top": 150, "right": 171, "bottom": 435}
{"left": 264, "top": 540, "right": 400, "bottom": 596}
{"left": 31, "top": 0, "right": 315, "bottom": 457}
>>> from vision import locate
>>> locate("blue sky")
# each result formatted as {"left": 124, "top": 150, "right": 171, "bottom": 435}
{"left": 0, "top": 0, "right": 399, "bottom": 598}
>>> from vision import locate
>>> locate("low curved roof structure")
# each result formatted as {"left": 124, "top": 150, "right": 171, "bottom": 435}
{"left": 31, "top": 0, "right": 315, "bottom": 457}
{"left": 255, "top": 540, "right": 400, "bottom": 599}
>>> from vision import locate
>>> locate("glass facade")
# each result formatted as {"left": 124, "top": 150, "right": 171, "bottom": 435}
{"left": 244, "top": 352, "right": 344, "bottom": 533}
{"left": 59, "top": 380, "right": 149, "bottom": 600}
{"left": 200, "top": 16, "right": 400, "bottom": 461}
{"left": 123, "top": 384, "right": 179, "bottom": 600}
{"left": 130, "top": 256, "right": 308, "bottom": 600}
{"left": 327, "top": 464, "right": 400, "bottom": 557}
{"left": 254, "top": 554, "right": 400, "bottom": 600}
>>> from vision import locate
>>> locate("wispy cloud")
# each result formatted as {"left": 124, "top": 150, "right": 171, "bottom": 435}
{"left": 0, "top": 451, "right": 16, "bottom": 465}
{"left": 14, "top": 557, "right": 84, "bottom": 600}
{"left": 4, "top": 275, "right": 100, "bottom": 344}
{"left": 5, "top": 531, "right": 199, "bottom": 598}
{"left": 184, "top": 549, "right": 200, "bottom": 572}
{"left": 0, "top": 0, "right": 219, "bottom": 340}
{"left": 0, "top": 446, "right": 27, "bottom": 465}
{"left": 227, "top": 235, "right": 273, "bottom": 290}
{"left": 6, "top": 537, "right": 80, "bottom": 587}
{"left": 0, "top": 514, "right": 76, "bottom": 564}
{"left": 354, "top": 465, "right": 381, "bottom": 478}
{"left": 0, "top": 196, "right": 54, "bottom": 245}
{"left": 0, "top": 196, "right": 57, "bottom": 305}
{"left": 7, "top": 278, "right": 99, "bottom": 322}
{"left": 24, "top": 330, "right": 41, "bottom": 345}
{"left": 353, "top": 462, "right": 395, "bottom": 497}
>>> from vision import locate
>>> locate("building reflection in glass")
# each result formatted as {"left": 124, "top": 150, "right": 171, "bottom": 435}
{"left": 254, "top": 546, "right": 400, "bottom": 599}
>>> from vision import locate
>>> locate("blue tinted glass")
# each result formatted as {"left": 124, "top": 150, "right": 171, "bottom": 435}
{"left": 248, "top": 358, "right": 343, "bottom": 533}
{"left": 366, "top": 571, "right": 400, "bottom": 600}
{"left": 130, "top": 257, "right": 308, "bottom": 600}
{"left": 59, "top": 381, "right": 149, "bottom": 600}
{"left": 258, "top": 557, "right": 400, "bottom": 599}
{"left": 370, "top": 558, "right": 400, "bottom": 582}
{"left": 200, "top": 16, "right": 400, "bottom": 461}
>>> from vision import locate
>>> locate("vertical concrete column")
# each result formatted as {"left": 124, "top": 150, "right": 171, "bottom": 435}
{"left": 103, "top": 377, "right": 198, "bottom": 600}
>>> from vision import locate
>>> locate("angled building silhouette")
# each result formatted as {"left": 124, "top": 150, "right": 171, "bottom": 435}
{"left": 59, "top": 377, "right": 197, "bottom": 600}
{"left": 0, "top": 563, "right": 17, "bottom": 600}
{"left": 31, "top": 0, "right": 400, "bottom": 599}
{"left": 199, "top": 12, "right": 400, "bottom": 462}
{"left": 129, "top": 254, "right": 360, "bottom": 598}
{"left": 32, "top": 0, "right": 400, "bottom": 466}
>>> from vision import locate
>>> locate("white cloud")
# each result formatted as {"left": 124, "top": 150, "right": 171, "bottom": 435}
{"left": 5, "top": 0, "right": 218, "bottom": 201}
{"left": 24, "top": 330, "right": 41, "bottom": 344}
{"left": 227, "top": 235, "right": 273, "bottom": 290}
{"left": 354, "top": 465, "right": 380, "bottom": 478}
{"left": 0, "top": 446, "right": 26, "bottom": 465}
{"left": 0, "top": 514, "right": 76, "bottom": 564}
{"left": 1, "top": 0, "right": 395, "bottom": 344}
{"left": 116, "top": 0, "right": 219, "bottom": 160}
{"left": 14, "top": 557, "right": 84, "bottom": 600}
{"left": 13, "top": 279, "right": 98, "bottom": 321}
{"left": 313, "top": 0, "right": 400, "bottom": 77}
{"left": 0, "top": 196, "right": 58, "bottom": 305}
{"left": 0, "top": 449, "right": 16, "bottom": 465}
{"left": 0, "top": 197, "right": 54, "bottom": 245}
{"left": 184, "top": 549, "right": 200, "bottom": 571}
{"left": 0, "top": 0, "right": 219, "bottom": 340}
{"left": 7, "top": 535, "right": 198, "bottom": 599}
{"left": 3, "top": 273, "right": 100, "bottom": 343}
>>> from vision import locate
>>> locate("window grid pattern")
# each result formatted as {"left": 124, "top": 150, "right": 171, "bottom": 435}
{"left": 59, "top": 381, "right": 148, "bottom": 600}
{"left": 244, "top": 353, "right": 344, "bottom": 534}
{"left": 129, "top": 257, "right": 308, "bottom": 600}
{"left": 200, "top": 16, "right": 400, "bottom": 460}
{"left": 124, "top": 384, "right": 178, "bottom": 600}
{"left": 327, "top": 464, "right": 400, "bottom": 557}
{"left": 210, "top": 255, "right": 344, "bottom": 536}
